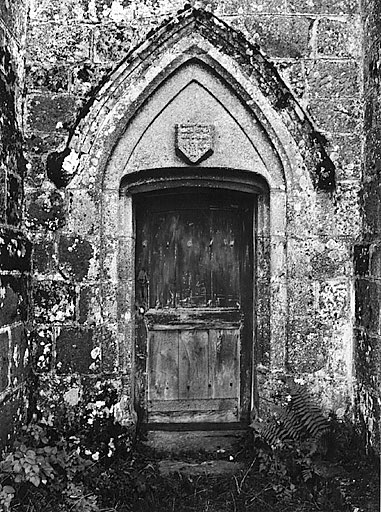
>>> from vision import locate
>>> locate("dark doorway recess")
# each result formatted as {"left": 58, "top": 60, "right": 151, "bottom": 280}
{"left": 134, "top": 188, "right": 255, "bottom": 430}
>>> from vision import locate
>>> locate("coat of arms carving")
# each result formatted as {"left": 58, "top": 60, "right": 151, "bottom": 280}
{"left": 175, "top": 123, "right": 215, "bottom": 164}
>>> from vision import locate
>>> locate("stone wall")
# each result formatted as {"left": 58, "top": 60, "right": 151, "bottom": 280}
{"left": 23, "top": 0, "right": 363, "bottom": 436}
{"left": 0, "top": 0, "right": 30, "bottom": 445}
{"left": 354, "top": 0, "right": 381, "bottom": 452}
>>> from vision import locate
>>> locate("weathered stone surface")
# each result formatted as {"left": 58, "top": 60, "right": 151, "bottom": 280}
{"left": 317, "top": 18, "right": 360, "bottom": 58}
{"left": 288, "top": 319, "right": 329, "bottom": 373}
{"left": 0, "top": 330, "right": 9, "bottom": 392}
{"left": 0, "top": 2, "right": 31, "bottom": 446}
{"left": 230, "top": 15, "right": 312, "bottom": 58}
{"left": 308, "top": 98, "right": 362, "bottom": 133}
{"left": 26, "top": 23, "right": 91, "bottom": 65}
{"left": 307, "top": 60, "right": 360, "bottom": 99}
{"left": 277, "top": 60, "right": 306, "bottom": 99}
{"left": 0, "top": 275, "right": 28, "bottom": 327}
{"left": 94, "top": 23, "right": 140, "bottom": 63}
{"left": 355, "top": 280, "right": 381, "bottom": 334}
{"left": 33, "top": 281, "right": 75, "bottom": 323}
{"left": 158, "top": 459, "right": 245, "bottom": 476}
{"left": 10, "top": 324, "right": 28, "bottom": 381}
{"left": 0, "top": 230, "right": 31, "bottom": 272}
{"left": 223, "top": 0, "right": 285, "bottom": 14}
{"left": 26, "top": 93, "right": 78, "bottom": 133}
{"left": 25, "top": 63, "right": 70, "bottom": 93}
{"left": 56, "top": 328, "right": 93, "bottom": 374}
{"left": 25, "top": 187, "right": 66, "bottom": 230}
{"left": 58, "top": 234, "right": 93, "bottom": 281}
{"left": 32, "top": 236, "right": 56, "bottom": 274}
{"left": 31, "top": 327, "right": 54, "bottom": 372}
{"left": 287, "top": 0, "right": 358, "bottom": 14}
{"left": 0, "top": 0, "right": 377, "bottom": 453}
{"left": 100, "top": 325, "right": 119, "bottom": 373}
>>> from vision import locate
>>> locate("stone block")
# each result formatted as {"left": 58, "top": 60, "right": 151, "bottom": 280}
{"left": 93, "top": 23, "right": 139, "bottom": 64}
{"left": 0, "top": 390, "right": 27, "bottom": 448}
{"left": 67, "top": 189, "right": 99, "bottom": 237}
{"left": 288, "top": 278, "right": 316, "bottom": 317}
{"left": 0, "top": 167, "right": 6, "bottom": 223}
{"left": 116, "top": 280, "right": 133, "bottom": 322}
{"left": 33, "top": 281, "right": 76, "bottom": 323}
{"left": 326, "top": 133, "right": 361, "bottom": 181}
{"left": 287, "top": 0, "right": 358, "bottom": 14}
{"left": 25, "top": 155, "right": 46, "bottom": 187}
{"left": 31, "top": 327, "right": 54, "bottom": 372}
{"left": 100, "top": 325, "right": 119, "bottom": 374}
{"left": 0, "top": 230, "right": 32, "bottom": 272}
{"left": 256, "top": 280, "right": 270, "bottom": 365}
{"left": 287, "top": 317, "right": 328, "bottom": 373}
{"left": 24, "top": 133, "right": 68, "bottom": 156}
{"left": 308, "top": 98, "right": 362, "bottom": 134}
{"left": 25, "top": 63, "right": 70, "bottom": 93}
{"left": 10, "top": 324, "right": 28, "bottom": 381}
{"left": 56, "top": 328, "right": 93, "bottom": 374}
{"left": 317, "top": 278, "right": 349, "bottom": 324}
{"left": 58, "top": 234, "right": 94, "bottom": 282}
{"left": 370, "top": 244, "right": 381, "bottom": 278}
{"left": 256, "top": 236, "right": 271, "bottom": 280}
{"left": 288, "top": 237, "right": 350, "bottom": 280}
{"left": 0, "top": 330, "right": 9, "bottom": 392}
{"left": 307, "top": 60, "right": 360, "bottom": 99}
{"left": 277, "top": 60, "right": 306, "bottom": 99}
{"left": 229, "top": 15, "right": 312, "bottom": 58}
{"left": 70, "top": 63, "right": 111, "bottom": 97}
{"left": 354, "top": 244, "right": 370, "bottom": 277}
{"left": 102, "top": 191, "right": 119, "bottom": 236}
{"left": 117, "top": 238, "right": 134, "bottom": 283}
{"left": 79, "top": 285, "right": 101, "bottom": 325}
{"left": 312, "top": 239, "right": 352, "bottom": 278}
{"left": 0, "top": 275, "right": 28, "bottom": 327}
{"left": 26, "top": 93, "right": 78, "bottom": 134}
{"left": 26, "top": 23, "right": 91, "bottom": 66}
{"left": 30, "top": 0, "right": 86, "bottom": 22}
{"left": 334, "top": 181, "right": 361, "bottom": 237}
{"left": 317, "top": 18, "right": 360, "bottom": 58}
{"left": 355, "top": 279, "right": 381, "bottom": 334}
{"left": 25, "top": 188, "right": 66, "bottom": 231}
{"left": 355, "top": 330, "right": 381, "bottom": 384}
{"left": 287, "top": 191, "right": 317, "bottom": 238}
{"left": 222, "top": 0, "right": 287, "bottom": 15}
{"left": 6, "top": 174, "right": 22, "bottom": 226}
{"left": 32, "top": 237, "right": 56, "bottom": 275}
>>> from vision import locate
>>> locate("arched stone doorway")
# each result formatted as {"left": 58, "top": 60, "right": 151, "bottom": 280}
{"left": 55, "top": 7, "right": 335, "bottom": 431}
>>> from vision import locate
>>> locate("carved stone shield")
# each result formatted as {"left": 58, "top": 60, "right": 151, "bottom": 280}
{"left": 175, "top": 123, "right": 214, "bottom": 164}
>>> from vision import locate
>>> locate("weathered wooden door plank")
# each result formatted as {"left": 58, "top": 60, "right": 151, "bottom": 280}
{"left": 209, "top": 329, "right": 239, "bottom": 400}
{"left": 148, "top": 330, "right": 179, "bottom": 400}
{"left": 179, "top": 330, "right": 209, "bottom": 399}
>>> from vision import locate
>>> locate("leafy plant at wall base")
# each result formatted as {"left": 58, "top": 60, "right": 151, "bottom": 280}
{"left": 252, "top": 383, "right": 330, "bottom": 448}
{"left": 0, "top": 421, "right": 99, "bottom": 511}
{"left": 249, "top": 383, "right": 351, "bottom": 510}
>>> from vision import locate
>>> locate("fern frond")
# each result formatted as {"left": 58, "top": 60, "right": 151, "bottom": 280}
{"left": 256, "top": 385, "right": 330, "bottom": 447}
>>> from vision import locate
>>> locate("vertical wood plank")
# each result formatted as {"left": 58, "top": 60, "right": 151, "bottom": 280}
{"left": 148, "top": 331, "right": 179, "bottom": 400}
{"left": 179, "top": 330, "right": 209, "bottom": 399}
{"left": 209, "top": 329, "right": 239, "bottom": 399}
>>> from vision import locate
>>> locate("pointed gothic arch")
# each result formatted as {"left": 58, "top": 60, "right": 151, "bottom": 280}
{"left": 53, "top": 7, "right": 336, "bottom": 428}
{"left": 54, "top": 6, "right": 334, "bottom": 191}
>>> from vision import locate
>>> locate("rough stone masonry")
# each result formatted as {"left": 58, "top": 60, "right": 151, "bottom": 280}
{"left": 0, "top": 0, "right": 379, "bottom": 454}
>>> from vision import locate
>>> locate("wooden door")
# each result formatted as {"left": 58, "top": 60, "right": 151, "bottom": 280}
{"left": 135, "top": 189, "right": 254, "bottom": 426}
